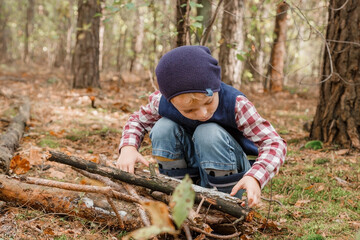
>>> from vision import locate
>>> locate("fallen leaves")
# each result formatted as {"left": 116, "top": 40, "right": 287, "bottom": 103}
{"left": 10, "top": 155, "right": 30, "bottom": 175}
{"left": 294, "top": 199, "right": 311, "bottom": 207}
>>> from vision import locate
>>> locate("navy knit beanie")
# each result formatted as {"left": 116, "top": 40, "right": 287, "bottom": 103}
{"left": 155, "top": 45, "right": 221, "bottom": 101}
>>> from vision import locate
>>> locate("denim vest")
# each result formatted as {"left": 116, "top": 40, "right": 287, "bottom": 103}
{"left": 158, "top": 82, "right": 259, "bottom": 156}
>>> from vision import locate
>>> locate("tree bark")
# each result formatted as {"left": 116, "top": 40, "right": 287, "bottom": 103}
{"left": 0, "top": 101, "right": 30, "bottom": 173}
{"left": 24, "top": 0, "right": 34, "bottom": 63}
{"left": 264, "top": 2, "right": 289, "bottom": 93}
{"left": 219, "top": 0, "right": 245, "bottom": 88}
{"left": 72, "top": 0, "right": 101, "bottom": 88}
{"left": 176, "top": 0, "right": 189, "bottom": 47}
{"left": 0, "top": 175, "right": 141, "bottom": 229}
{"left": 48, "top": 151, "right": 250, "bottom": 219}
{"left": 310, "top": 0, "right": 360, "bottom": 149}
{"left": 0, "top": 0, "right": 9, "bottom": 62}
{"left": 129, "top": 3, "right": 145, "bottom": 73}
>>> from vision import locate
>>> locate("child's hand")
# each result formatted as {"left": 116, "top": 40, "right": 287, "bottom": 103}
{"left": 230, "top": 176, "right": 261, "bottom": 208}
{"left": 117, "top": 146, "right": 149, "bottom": 174}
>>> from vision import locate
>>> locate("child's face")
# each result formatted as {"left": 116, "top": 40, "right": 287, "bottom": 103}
{"left": 170, "top": 92, "right": 219, "bottom": 121}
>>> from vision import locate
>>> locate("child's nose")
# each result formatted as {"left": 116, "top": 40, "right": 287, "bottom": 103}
{"left": 199, "top": 107, "right": 208, "bottom": 117}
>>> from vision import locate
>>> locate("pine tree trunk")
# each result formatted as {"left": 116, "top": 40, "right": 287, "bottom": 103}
{"left": 219, "top": 0, "right": 245, "bottom": 88}
{"left": 72, "top": 0, "right": 101, "bottom": 89}
{"left": 310, "top": 0, "right": 360, "bottom": 149}
{"left": 264, "top": 2, "right": 289, "bottom": 93}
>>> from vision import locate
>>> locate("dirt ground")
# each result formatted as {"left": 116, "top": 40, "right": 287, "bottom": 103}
{"left": 0, "top": 64, "right": 359, "bottom": 240}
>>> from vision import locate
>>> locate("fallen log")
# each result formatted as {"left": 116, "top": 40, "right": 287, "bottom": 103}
{"left": 0, "top": 175, "right": 141, "bottom": 230}
{"left": 0, "top": 100, "right": 30, "bottom": 173}
{"left": 48, "top": 151, "right": 250, "bottom": 219}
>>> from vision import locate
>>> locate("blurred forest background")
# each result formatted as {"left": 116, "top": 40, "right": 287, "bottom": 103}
{"left": 0, "top": 0, "right": 359, "bottom": 239}
{"left": 0, "top": 0, "right": 327, "bottom": 87}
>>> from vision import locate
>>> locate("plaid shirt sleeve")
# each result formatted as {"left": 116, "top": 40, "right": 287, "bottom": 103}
{"left": 235, "top": 95, "right": 287, "bottom": 189}
{"left": 119, "top": 91, "right": 162, "bottom": 151}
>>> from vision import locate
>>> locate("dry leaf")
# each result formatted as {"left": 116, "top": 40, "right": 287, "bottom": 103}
{"left": 29, "top": 148, "right": 42, "bottom": 165}
{"left": 43, "top": 227, "right": 55, "bottom": 235}
{"left": 10, "top": 155, "right": 30, "bottom": 175}
{"left": 142, "top": 201, "right": 174, "bottom": 228}
{"left": 294, "top": 199, "right": 311, "bottom": 207}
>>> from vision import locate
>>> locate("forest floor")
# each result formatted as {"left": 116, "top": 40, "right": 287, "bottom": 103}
{"left": 0, "top": 63, "right": 359, "bottom": 240}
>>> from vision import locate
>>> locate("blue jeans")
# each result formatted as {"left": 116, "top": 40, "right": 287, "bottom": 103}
{"left": 150, "top": 117, "right": 251, "bottom": 197}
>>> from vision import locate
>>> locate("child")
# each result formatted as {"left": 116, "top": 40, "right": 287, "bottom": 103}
{"left": 117, "top": 45, "right": 287, "bottom": 207}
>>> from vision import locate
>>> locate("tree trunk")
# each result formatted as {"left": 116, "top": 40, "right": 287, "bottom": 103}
{"left": 65, "top": 0, "right": 75, "bottom": 70}
{"left": 219, "top": 0, "right": 245, "bottom": 88}
{"left": 310, "top": 0, "right": 360, "bottom": 149}
{"left": 99, "top": 2, "right": 105, "bottom": 71}
{"left": 23, "top": 0, "right": 34, "bottom": 63}
{"left": 0, "top": 0, "right": 9, "bottom": 62}
{"left": 176, "top": 0, "right": 188, "bottom": 47}
{"left": 264, "top": 2, "right": 289, "bottom": 93}
{"left": 129, "top": 3, "right": 145, "bottom": 73}
{"left": 72, "top": 0, "right": 101, "bottom": 89}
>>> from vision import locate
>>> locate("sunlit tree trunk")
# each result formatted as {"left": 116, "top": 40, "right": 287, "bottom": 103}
{"left": 116, "top": 28, "right": 126, "bottom": 72}
{"left": 24, "top": 0, "right": 34, "bottom": 63}
{"left": 65, "top": 0, "right": 75, "bottom": 70}
{"left": 130, "top": 3, "right": 145, "bottom": 73}
{"left": 72, "top": 0, "right": 101, "bottom": 88}
{"left": 98, "top": 1, "right": 105, "bottom": 71}
{"left": 264, "top": 2, "right": 289, "bottom": 93}
{"left": 310, "top": 0, "right": 360, "bottom": 149}
{"left": 0, "top": 0, "right": 9, "bottom": 62}
{"left": 219, "top": 0, "right": 245, "bottom": 88}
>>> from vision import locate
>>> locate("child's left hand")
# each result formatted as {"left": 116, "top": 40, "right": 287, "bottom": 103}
{"left": 230, "top": 176, "right": 261, "bottom": 208}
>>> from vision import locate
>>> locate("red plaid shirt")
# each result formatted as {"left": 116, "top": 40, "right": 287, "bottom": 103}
{"left": 120, "top": 91, "right": 287, "bottom": 188}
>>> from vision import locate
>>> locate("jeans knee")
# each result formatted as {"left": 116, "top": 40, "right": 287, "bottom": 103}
{"left": 150, "top": 118, "right": 180, "bottom": 141}
{"left": 193, "top": 123, "right": 226, "bottom": 146}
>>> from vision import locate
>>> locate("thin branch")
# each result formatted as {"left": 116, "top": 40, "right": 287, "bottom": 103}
{"left": 261, "top": 196, "right": 283, "bottom": 206}
{"left": 188, "top": 225, "right": 242, "bottom": 239}
{"left": 17, "top": 176, "right": 141, "bottom": 204}
{"left": 200, "top": 0, "right": 224, "bottom": 46}
{"left": 74, "top": 169, "right": 152, "bottom": 227}
{"left": 329, "top": 0, "right": 349, "bottom": 11}
{"left": 183, "top": 224, "right": 193, "bottom": 240}
{"left": 123, "top": 184, "right": 152, "bottom": 227}
{"left": 106, "top": 196, "right": 125, "bottom": 228}
{"left": 196, "top": 196, "right": 205, "bottom": 214}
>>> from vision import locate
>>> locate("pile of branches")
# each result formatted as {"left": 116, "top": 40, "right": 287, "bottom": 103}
{"left": 0, "top": 101, "right": 255, "bottom": 239}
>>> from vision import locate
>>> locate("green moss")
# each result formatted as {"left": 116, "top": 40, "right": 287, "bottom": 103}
{"left": 314, "top": 158, "right": 330, "bottom": 164}
{"left": 38, "top": 137, "right": 59, "bottom": 148}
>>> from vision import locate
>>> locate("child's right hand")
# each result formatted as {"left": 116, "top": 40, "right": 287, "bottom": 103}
{"left": 116, "top": 146, "right": 149, "bottom": 174}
